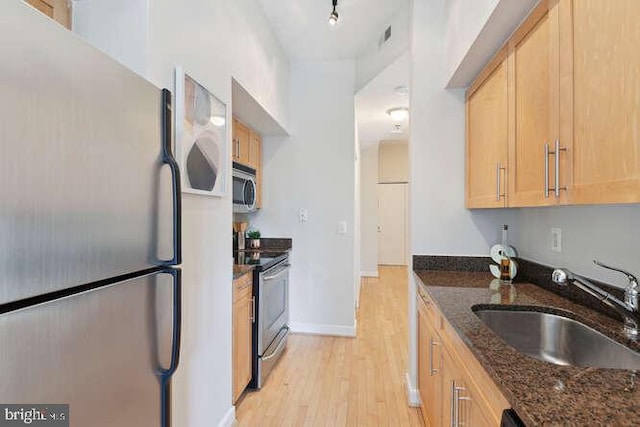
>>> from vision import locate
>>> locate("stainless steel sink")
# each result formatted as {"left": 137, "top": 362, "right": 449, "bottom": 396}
{"left": 473, "top": 308, "right": 640, "bottom": 370}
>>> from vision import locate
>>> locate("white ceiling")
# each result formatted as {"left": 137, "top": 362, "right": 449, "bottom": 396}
{"left": 356, "top": 52, "right": 410, "bottom": 148}
{"left": 257, "top": 0, "right": 409, "bottom": 61}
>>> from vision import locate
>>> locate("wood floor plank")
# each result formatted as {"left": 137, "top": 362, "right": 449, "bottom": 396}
{"left": 236, "top": 266, "right": 423, "bottom": 426}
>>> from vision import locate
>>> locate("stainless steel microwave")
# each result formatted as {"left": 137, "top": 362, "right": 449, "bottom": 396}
{"left": 232, "top": 162, "right": 257, "bottom": 213}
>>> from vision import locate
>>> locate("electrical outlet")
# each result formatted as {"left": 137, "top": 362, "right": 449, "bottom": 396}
{"left": 551, "top": 228, "right": 562, "bottom": 252}
{"left": 298, "top": 209, "right": 308, "bottom": 222}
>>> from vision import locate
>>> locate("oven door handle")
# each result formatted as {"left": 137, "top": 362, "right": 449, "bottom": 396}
{"left": 261, "top": 329, "right": 289, "bottom": 361}
{"left": 263, "top": 264, "right": 291, "bottom": 281}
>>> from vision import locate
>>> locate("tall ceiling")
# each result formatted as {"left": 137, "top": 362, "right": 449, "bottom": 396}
{"left": 356, "top": 52, "right": 410, "bottom": 148}
{"left": 257, "top": 0, "right": 409, "bottom": 61}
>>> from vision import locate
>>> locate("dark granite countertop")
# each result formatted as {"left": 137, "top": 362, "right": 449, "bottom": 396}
{"left": 414, "top": 270, "right": 640, "bottom": 426}
{"left": 233, "top": 265, "right": 254, "bottom": 280}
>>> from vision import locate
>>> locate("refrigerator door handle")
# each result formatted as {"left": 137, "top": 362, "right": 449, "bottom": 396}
{"left": 160, "top": 89, "right": 182, "bottom": 266}
{"left": 158, "top": 267, "right": 182, "bottom": 427}
{"left": 158, "top": 267, "right": 182, "bottom": 380}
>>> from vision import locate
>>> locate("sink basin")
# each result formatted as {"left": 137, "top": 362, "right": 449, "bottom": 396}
{"left": 473, "top": 307, "right": 640, "bottom": 370}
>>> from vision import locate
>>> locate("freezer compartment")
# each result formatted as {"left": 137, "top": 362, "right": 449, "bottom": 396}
{"left": 0, "top": 2, "right": 180, "bottom": 305}
{"left": 0, "top": 268, "right": 181, "bottom": 427}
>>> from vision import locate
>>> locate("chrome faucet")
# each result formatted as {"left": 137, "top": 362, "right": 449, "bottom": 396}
{"left": 552, "top": 260, "right": 639, "bottom": 339}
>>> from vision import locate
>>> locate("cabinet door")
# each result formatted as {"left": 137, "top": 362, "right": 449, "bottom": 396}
{"left": 559, "top": 0, "right": 640, "bottom": 204}
{"left": 441, "top": 347, "right": 494, "bottom": 427}
{"left": 24, "top": 0, "right": 70, "bottom": 29}
{"left": 508, "top": 0, "right": 563, "bottom": 207}
{"left": 418, "top": 297, "right": 441, "bottom": 427}
{"left": 236, "top": 120, "right": 251, "bottom": 165}
{"left": 466, "top": 48, "right": 509, "bottom": 208}
{"left": 233, "top": 283, "right": 253, "bottom": 403}
{"left": 248, "top": 131, "right": 261, "bottom": 169}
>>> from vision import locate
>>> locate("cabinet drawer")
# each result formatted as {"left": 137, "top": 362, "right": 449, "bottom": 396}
{"left": 233, "top": 272, "right": 253, "bottom": 303}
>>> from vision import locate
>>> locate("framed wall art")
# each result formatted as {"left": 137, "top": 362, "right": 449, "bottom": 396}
{"left": 174, "top": 67, "right": 228, "bottom": 197}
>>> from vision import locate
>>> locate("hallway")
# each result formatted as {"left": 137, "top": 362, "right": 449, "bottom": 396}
{"left": 236, "top": 266, "right": 423, "bottom": 426}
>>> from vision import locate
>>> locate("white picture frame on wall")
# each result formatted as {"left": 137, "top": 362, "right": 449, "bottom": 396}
{"left": 174, "top": 67, "right": 228, "bottom": 197}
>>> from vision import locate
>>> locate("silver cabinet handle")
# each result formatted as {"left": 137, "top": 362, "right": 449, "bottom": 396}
{"left": 496, "top": 163, "right": 501, "bottom": 201}
{"left": 454, "top": 385, "right": 471, "bottom": 427}
{"left": 236, "top": 139, "right": 241, "bottom": 159}
{"left": 429, "top": 338, "right": 440, "bottom": 376}
{"left": 496, "top": 163, "right": 506, "bottom": 202}
{"left": 554, "top": 140, "right": 567, "bottom": 197}
{"left": 250, "top": 296, "right": 255, "bottom": 323}
{"left": 450, "top": 380, "right": 456, "bottom": 427}
{"left": 544, "top": 143, "right": 550, "bottom": 198}
{"left": 545, "top": 141, "right": 566, "bottom": 198}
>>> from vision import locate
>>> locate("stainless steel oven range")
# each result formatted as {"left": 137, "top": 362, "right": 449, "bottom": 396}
{"left": 235, "top": 251, "right": 290, "bottom": 389}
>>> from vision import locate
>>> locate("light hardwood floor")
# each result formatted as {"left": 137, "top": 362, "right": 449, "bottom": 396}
{"left": 236, "top": 266, "right": 424, "bottom": 426}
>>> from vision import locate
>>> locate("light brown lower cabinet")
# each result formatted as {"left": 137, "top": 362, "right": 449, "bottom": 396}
{"left": 417, "top": 291, "right": 509, "bottom": 426}
{"left": 233, "top": 273, "right": 254, "bottom": 403}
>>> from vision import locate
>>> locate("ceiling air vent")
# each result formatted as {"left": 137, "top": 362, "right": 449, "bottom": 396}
{"left": 378, "top": 26, "right": 392, "bottom": 48}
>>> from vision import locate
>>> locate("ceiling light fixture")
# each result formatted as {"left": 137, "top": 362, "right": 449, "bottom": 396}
{"left": 328, "top": 0, "right": 339, "bottom": 26}
{"left": 387, "top": 107, "right": 409, "bottom": 122}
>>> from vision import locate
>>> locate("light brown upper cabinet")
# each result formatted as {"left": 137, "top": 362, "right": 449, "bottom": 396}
{"left": 232, "top": 119, "right": 251, "bottom": 165}
{"left": 24, "top": 0, "right": 70, "bottom": 29}
{"left": 232, "top": 118, "right": 263, "bottom": 209}
{"left": 466, "top": 47, "right": 509, "bottom": 208}
{"left": 466, "top": 0, "right": 640, "bottom": 208}
{"left": 559, "top": 0, "right": 640, "bottom": 205}
{"left": 508, "top": 0, "right": 565, "bottom": 207}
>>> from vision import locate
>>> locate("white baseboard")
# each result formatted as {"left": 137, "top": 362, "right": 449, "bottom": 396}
{"left": 360, "top": 270, "right": 379, "bottom": 277}
{"left": 218, "top": 406, "right": 236, "bottom": 427}
{"left": 289, "top": 321, "right": 357, "bottom": 337}
{"left": 405, "top": 372, "right": 421, "bottom": 407}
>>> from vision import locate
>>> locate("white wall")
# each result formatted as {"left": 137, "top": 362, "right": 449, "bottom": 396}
{"left": 407, "top": 0, "right": 518, "bottom": 400}
{"left": 74, "top": 1, "right": 289, "bottom": 426}
{"left": 360, "top": 144, "right": 379, "bottom": 276}
{"left": 515, "top": 206, "right": 640, "bottom": 289}
{"left": 354, "top": 119, "right": 362, "bottom": 307}
{"left": 252, "top": 60, "right": 357, "bottom": 336}
{"left": 445, "top": 0, "right": 538, "bottom": 87}
{"left": 355, "top": 3, "right": 411, "bottom": 92}
{"left": 444, "top": 0, "right": 498, "bottom": 83}
{"left": 72, "top": 0, "right": 150, "bottom": 77}
{"left": 410, "top": 3, "right": 517, "bottom": 259}
{"left": 145, "top": 2, "right": 289, "bottom": 426}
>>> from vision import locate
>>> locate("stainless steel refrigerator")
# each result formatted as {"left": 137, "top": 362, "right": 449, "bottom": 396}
{"left": 0, "top": 3, "right": 182, "bottom": 426}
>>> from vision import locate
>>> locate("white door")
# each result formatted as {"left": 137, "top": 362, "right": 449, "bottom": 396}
{"left": 378, "top": 183, "right": 408, "bottom": 265}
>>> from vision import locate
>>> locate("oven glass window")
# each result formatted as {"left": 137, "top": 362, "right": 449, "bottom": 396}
{"left": 265, "top": 277, "right": 287, "bottom": 331}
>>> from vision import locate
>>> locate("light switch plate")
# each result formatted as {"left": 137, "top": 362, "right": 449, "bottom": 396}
{"left": 551, "top": 228, "right": 562, "bottom": 252}
{"left": 299, "top": 209, "right": 308, "bottom": 222}
{"left": 338, "top": 221, "right": 347, "bottom": 234}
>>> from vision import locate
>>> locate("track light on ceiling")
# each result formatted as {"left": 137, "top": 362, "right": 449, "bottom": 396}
{"left": 328, "top": 0, "right": 339, "bottom": 26}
